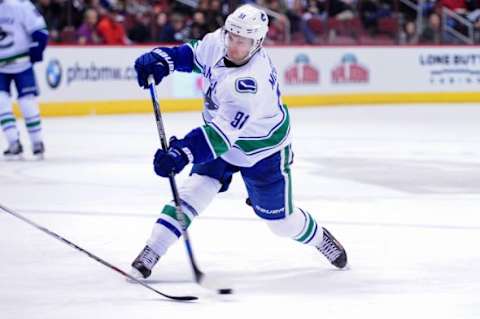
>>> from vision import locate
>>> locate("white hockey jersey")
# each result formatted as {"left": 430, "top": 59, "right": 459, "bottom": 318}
{"left": 0, "top": 0, "right": 47, "bottom": 73}
{"left": 190, "top": 29, "right": 291, "bottom": 167}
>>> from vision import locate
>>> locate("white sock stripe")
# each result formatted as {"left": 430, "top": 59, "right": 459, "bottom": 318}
{"left": 2, "top": 124, "right": 17, "bottom": 131}
{"left": 297, "top": 213, "right": 317, "bottom": 243}
{"left": 294, "top": 208, "right": 309, "bottom": 240}
{"left": 0, "top": 112, "right": 14, "bottom": 118}
{"left": 158, "top": 214, "right": 182, "bottom": 232}
{"left": 25, "top": 115, "right": 41, "bottom": 121}
{"left": 28, "top": 128, "right": 42, "bottom": 134}
{"left": 304, "top": 222, "right": 318, "bottom": 244}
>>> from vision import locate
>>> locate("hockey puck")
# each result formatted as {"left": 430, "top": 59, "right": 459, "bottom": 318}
{"left": 217, "top": 288, "right": 233, "bottom": 295}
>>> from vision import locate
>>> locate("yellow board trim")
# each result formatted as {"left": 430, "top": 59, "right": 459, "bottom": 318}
{"left": 13, "top": 92, "right": 480, "bottom": 117}
{"left": 282, "top": 92, "right": 480, "bottom": 106}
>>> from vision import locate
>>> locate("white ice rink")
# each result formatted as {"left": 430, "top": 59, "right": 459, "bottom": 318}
{"left": 1, "top": 104, "right": 479, "bottom": 319}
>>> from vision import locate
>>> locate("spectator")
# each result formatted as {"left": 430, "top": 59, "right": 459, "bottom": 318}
{"left": 205, "top": 0, "right": 226, "bottom": 32}
{"left": 36, "top": 0, "right": 64, "bottom": 42}
{"left": 152, "top": 0, "right": 171, "bottom": 14}
{"left": 466, "top": 2, "right": 480, "bottom": 42}
{"left": 473, "top": 18, "right": 480, "bottom": 43}
{"left": 128, "top": 13, "right": 152, "bottom": 43}
{"left": 399, "top": 20, "right": 419, "bottom": 44}
{"left": 360, "top": 0, "right": 392, "bottom": 34}
{"left": 330, "top": 0, "right": 356, "bottom": 20}
{"left": 197, "top": 0, "right": 210, "bottom": 12}
{"left": 154, "top": 12, "right": 176, "bottom": 43}
{"left": 419, "top": 12, "right": 442, "bottom": 44}
{"left": 126, "top": 0, "right": 151, "bottom": 16}
{"left": 77, "top": 8, "right": 102, "bottom": 44}
{"left": 189, "top": 11, "right": 209, "bottom": 40}
{"left": 285, "top": 0, "right": 304, "bottom": 34}
{"left": 301, "top": 0, "right": 328, "bottom": 44}
{"left": 267, "top": 14, "right": 289, "bottom": 43}
{"left": 169, "top": 12, "right": 190, "bottom": 43}
{"left": 262, "top": 0, "right": 290, "bottom": 43}
{"left": 96, "top": 9, "right": 129, "bottom": 44}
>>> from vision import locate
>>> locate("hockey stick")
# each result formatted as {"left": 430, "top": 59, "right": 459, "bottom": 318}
{"left": 148, "top": 76, "right": 232, "bottom": 295}
{"left": 0, "top": 203, "right": 197, "bottom": 301}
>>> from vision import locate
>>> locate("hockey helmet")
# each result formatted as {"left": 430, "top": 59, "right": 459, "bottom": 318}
{"left": 223, "top": 4, "right": 269, "bottom": 62}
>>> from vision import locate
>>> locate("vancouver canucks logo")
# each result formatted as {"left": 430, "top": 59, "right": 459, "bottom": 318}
{"left": 204, "top": 81, "right": 218, "bottom": 110}
{"left": 0, "top": 27, "right": 14, "bottom": 49}
{"left": 0, "top": 28, "right": 7, "bottom": 41}
{"left": 235, "top": 77, "right": 257, "bottom": 94}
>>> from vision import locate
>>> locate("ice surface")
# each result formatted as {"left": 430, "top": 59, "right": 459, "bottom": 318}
{"left": 1, "top": 105, "right": 479, "bottom": 318}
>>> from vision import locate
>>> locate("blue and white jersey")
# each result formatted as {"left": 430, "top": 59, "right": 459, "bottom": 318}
{"left": 189, "top": 29, "right": 291, "bottom": 167}
{"left": 0, "top": 0, "right": 47, "bottom": 73}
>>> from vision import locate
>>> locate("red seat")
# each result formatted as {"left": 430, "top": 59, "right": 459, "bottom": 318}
{"left": 307, "top": 18, "right": 325, "bottom": 34}
{"left": 378, "top": 16, "right": 399, "bottom": 35}
{"left": 327, "top": 17, "right": 365, "bottom": 38}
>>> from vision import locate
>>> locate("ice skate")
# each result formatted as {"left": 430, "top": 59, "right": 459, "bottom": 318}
{"left": 3, "top": 141, "right": 23, "bottom": 160}
{"left": 130, "top": 245, "right": 160, "bottom": 279}
{"left": 317, "top": 227, "right": 347, "bottom": 269}
{"left": 32, "top": 142, "right": 45, "bottom": 160}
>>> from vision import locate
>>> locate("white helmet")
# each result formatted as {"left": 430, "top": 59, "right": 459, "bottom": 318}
{"left": 223, "top": 4, "right": 269, "bottom": 61}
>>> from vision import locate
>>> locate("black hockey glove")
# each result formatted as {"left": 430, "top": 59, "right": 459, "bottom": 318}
{"left": 153, "top": 137, "right": 190, "bottom": 177}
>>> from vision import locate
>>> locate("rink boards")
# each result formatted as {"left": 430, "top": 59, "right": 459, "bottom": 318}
{"left": 17, "top": 45, "right": 480, "bottom": 116}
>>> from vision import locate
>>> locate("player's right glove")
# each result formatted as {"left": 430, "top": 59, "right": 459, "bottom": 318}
{"left": 153, "top": 137, "right": 191, "bottom": 177}
{"left": 134, "top": 48, "right": 174, "bottom": 89}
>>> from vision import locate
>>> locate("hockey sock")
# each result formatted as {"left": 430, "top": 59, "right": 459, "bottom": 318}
{"left": 18, "top": 95, "right": 42, "bottom": 144}
{"left": 147, "top": 174, "right": 221, "bottom": 256}
{"left": 0, "top": 92, "right": 20, "bottom": 144}
{"left": 293, "top": 208, "right": 323, "bottom": 247}
{"left": 266, "top": 207, "right": 323, "bottom": 247}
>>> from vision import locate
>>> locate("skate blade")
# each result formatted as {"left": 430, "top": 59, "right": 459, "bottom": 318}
{"left": 4, "top": 154, "right": 24, "bottom": 161}
{"left": 33, "top": 153, "right": 45, "bottom": 160}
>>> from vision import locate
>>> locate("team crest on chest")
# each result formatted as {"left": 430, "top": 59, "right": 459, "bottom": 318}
{"left": 235, "top": 77, "right": 257, "bottom": 94}
{"left": 0, "top": 27, "right": 13, "bottom": 49}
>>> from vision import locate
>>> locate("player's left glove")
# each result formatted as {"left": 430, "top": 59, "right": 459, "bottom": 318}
{"left": 29, "top": 29, "right": 48, "bottom": 63}
{"left": 153, "top": 137, "right": 190, "bottom": 177}
{"left": 135, "top": 45, "right": 194, "bottom": 89}
{"left": 135, "top": 48, "right": 173, "bottom": 89}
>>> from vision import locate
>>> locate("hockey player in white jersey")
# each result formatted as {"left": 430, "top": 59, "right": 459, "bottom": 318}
{"left": 0, "top": 0, "right": 48, "bottom": 159}
{"left": 131, "top": 4, "right": 347, "bottom": 279}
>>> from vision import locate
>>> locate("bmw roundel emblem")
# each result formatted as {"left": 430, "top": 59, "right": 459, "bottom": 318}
{"left": 46, "top": 59, "right": 62, "bottom": 89}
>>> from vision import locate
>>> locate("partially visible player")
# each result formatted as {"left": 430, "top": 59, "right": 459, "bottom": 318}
{"left": 0, "top": 0, "right": 48, "bottom": 159}
{"left": 131, "top": 4, "right": 348, "bottom": 279}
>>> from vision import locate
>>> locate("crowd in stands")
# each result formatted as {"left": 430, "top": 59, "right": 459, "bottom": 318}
{"left": 33, "top": 0, "right": 480, "bottom": 45}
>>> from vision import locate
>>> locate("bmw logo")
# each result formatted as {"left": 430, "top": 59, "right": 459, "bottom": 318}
{"left": 46, "top": 59, "right": 62, "bottom": 89}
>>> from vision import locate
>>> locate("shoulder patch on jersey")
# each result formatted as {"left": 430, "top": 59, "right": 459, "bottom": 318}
{"left": 188, "top": 39, "right": 199, "bottom": 49}
{"left": 235, "top": 77, "right": 257, "bottom": 94}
